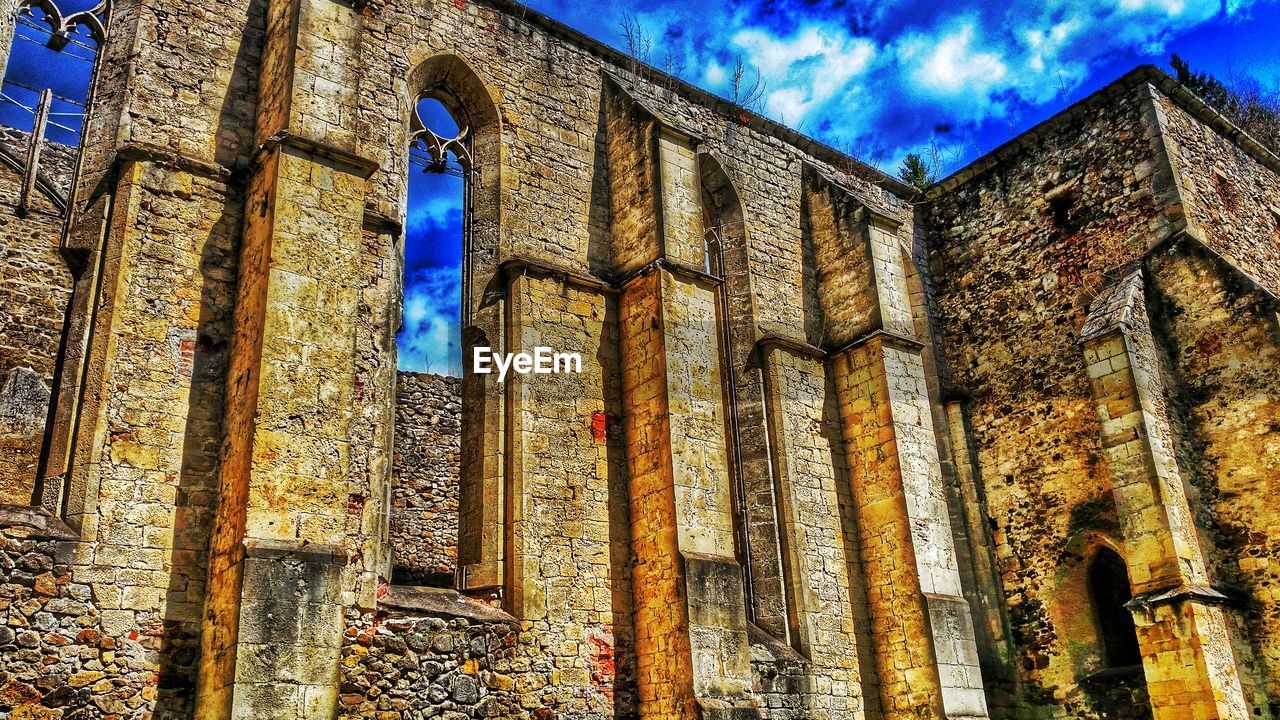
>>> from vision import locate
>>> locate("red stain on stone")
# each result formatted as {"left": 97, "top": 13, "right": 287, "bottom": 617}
{"left": 590, "top": 411, "right": 608, "bottom": 443}
{"left": 348, "top": 493, "right": 366, "bottom": 515}
{"left": 1197, "top": 333, "right": 1222, "bottom": 357}
{"left": 588, "top": 628, "right": 615, "bottom": 700}
{"left": 453, "top": 0, "right": 464, "bottom": 8}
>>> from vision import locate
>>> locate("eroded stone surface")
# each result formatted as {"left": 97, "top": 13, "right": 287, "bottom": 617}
{"left": 0, "top": 1, "right": 1275, "bottom": 718}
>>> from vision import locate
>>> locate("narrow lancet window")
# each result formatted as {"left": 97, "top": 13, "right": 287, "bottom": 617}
{"left": 389, "top": 95, "right": 471, "bottom": 587}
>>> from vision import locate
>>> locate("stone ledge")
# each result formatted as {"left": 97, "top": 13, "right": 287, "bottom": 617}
{"left": 1127, "top": 583, "right": 1231, "bottom": 609}
{"left": 828, "top": 327, "right": 926, "bottom": 358}
{"left": 258, "top": 130, "right": 380, "bottom": 179}
{"left": 500, "top": 256, "right": 617, "bottom": 294}
{"left": 243, "top": 538, "right": 350, "bottom": 566}
{"left": 380, "top": 585, "right": 517, "bottom": 625}
{"left": 0, "top": 503, "right": 77, "bottom": 539}
{"left": 756, "top": 334, "right": 825, "bottom": 360}
{"left": 746, "top": 622, "right": 806, "bottom": 666}
{"left": 614, "top": 257, "right": 724, "bottom": 290}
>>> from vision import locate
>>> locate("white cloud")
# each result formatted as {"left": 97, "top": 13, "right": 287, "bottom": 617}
{"left": 729, "top": 24, "right": 876, "bottom": 126}
{"left": 406, "top": 195, "right": 460, "bottom": 233}
{"left": 899, "top": 20, "right": 1008, "bottom": 97}
{"left": 704, "top": 60, "right": 727, "bottom": 87}
{"left": 399, "top": 264, "right": 462, "bottom": 376}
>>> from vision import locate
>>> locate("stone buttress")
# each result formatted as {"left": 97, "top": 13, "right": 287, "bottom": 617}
{"left": 1080, "top": 270, "right": 1252, "bottom": 720}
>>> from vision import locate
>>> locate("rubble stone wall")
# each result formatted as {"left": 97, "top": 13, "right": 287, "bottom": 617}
{"left": 924, "top": 81, "right": 1174, "bottom": 717}
{"left": 391, "top": 372, "right": 461, "bottom": 585}
{"left": 0, "top": 0, "right": 1276, "bottom": 714}
{"left": 1146, "top": 241, "right": 1280, "bottom": 710}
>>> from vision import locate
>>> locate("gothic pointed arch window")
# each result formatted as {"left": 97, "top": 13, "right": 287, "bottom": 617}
{"left": 0, "top": 0, "right": 110, "bottom": 206}
{"left": 400, "top": 94, "right": 470, "bottom": 377}
{"left": 1089, "top": 547, "right": 1143, "bottom": 668}
{"left": 390, "top": 57, "right": 506, "bottom": 598}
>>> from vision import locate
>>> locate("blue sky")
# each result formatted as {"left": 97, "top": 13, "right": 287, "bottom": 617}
{"left": 530, "top": 0, "right": 1280, "bottom": 169}
{"left": 6, "top": 1, "right": 1278, "bottom": 376}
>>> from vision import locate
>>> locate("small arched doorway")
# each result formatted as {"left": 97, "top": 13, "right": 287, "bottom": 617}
{"left": 1089, "top": 547, "right": 1143, "bottom": 669}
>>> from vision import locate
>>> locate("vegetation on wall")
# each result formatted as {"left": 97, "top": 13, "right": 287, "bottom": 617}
{"left": 1170, "top": 54, "right": 1280, "bottom": 153}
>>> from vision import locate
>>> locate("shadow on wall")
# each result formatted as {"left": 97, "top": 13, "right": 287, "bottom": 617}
{"left": 153, "top": 0, "right": 266, "bottom": 711}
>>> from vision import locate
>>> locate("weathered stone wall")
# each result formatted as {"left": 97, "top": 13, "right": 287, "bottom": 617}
{"left": 0, "top": 518, "right": 194, "bottom": 720}
{"left": 338, "top": 596, "right": 521, "bottom": 720}
{"left": 1145, "top": 241, "right": 1280, "bottom": 711}
{"left": 924, "top": 80, "right": 1178, "bottom": 717}
{"left": 391, "top": 372, "right": 461, "bottom": 586}
{"left": 925, "top": 73, "right": 1280, "bottom": 719}
{"left": 0, "top": 0, "right": 1276, "bottom": 714}
{"left": 1155, "top": 89, "right": 1280, "bottom": 295}
{"left": 0, "top": 129, "right": 75, "bottom": 505}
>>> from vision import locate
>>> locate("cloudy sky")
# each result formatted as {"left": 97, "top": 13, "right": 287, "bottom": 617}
{"left": 5, "top": 0, "right": 1278, "bottom": 376}
{"left": 533, "top": 0, "right": 1280, "bottom": 169}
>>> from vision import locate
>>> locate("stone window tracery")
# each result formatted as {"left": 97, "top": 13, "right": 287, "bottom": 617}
{"left": 16, "top": 0, "right": 110, "bottom": 50}
{"left": 410, "top": 92, "right": 472, "bottom": 178}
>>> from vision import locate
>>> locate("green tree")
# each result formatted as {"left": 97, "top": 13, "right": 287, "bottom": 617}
{"left": 898, "top": 153, "right": 935, "bottom": 191}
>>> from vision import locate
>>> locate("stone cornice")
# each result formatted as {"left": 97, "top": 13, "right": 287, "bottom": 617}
{"left": 500, "top": 256, "right": 617, "bottom": 294}
{"left": 0, "top": 504, "right": 78, "bottom": 540}
{"left": 756, "top": 334, "right": 825, "bottom": 360}
{"left": 243, "top": 538, "right": 351, "bottom": 566}
{"left": 1127, "top": 583, "right": 1232, "bottom": 610}
{"left": 828, "top": 328, "right": 926, "bottom": 359}
{"left": 613, "top": 257, "right": 723, "bottom": 290}
{"left": 113, "top": 142, "right": 235, "bottom": 182}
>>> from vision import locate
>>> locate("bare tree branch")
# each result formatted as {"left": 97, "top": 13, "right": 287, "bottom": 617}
{"left": 729, "top": 54, "right": 767, "bottom": 113}
{"left": 618, "top": 12, "right": 652, "bottom": 74}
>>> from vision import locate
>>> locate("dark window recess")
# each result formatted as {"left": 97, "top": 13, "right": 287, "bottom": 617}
{"left": 1048, "top": 190, "right": 1083, "bottom": 233}
{"left": 1089, "top": 548, "right": 1143, "bottom": 668}
{"left": 391, "top": 565, "right": 455, "bottom": 588}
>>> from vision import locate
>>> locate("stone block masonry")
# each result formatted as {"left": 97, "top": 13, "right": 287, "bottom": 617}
{"left": 0, "top": 0, "right": 1276, "bottom": 716}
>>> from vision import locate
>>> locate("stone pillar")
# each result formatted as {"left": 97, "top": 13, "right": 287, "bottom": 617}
{"left": 942, "top": 400, "right": 1019, "bottom": 696}
{"left": 810, "top": 204, "right": 986, "bottom": 720}
{"left": 832, "top": 333, "right": 987, "bottom": 720}
{"left": 759, "top": 337, "right": 867, "bottom": 718}
{"left": 607, "top": 81, "right": 759, "bottom": 719}
{"left": 195, "top": 1, "right": 379, "bottom": 718}
{"left": 0, "top": 0, "right": 19, "bottom": 86}
{"left": 1081, "top": 270, "right": 1251, "bottom": 720}
{"left": 621, "top": 263, "right": 758, "bottom": 720}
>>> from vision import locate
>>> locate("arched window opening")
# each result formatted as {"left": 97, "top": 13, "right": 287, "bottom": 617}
{"left": 0, "top": 0, "right": 107, "bottom": 510}
{"left": 1089, "top": 548, "right": 1143, "bottom": 668}
{"left": 400, "top": 95, "right": 468, "bottom": 377}
{"left": 390, "top": 94, "right": 471, "bottom": 588}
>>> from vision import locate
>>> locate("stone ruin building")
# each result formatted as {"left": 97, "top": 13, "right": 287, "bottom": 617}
{"left": 0, "top": 0, "right": 1278, "bottom": 718}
